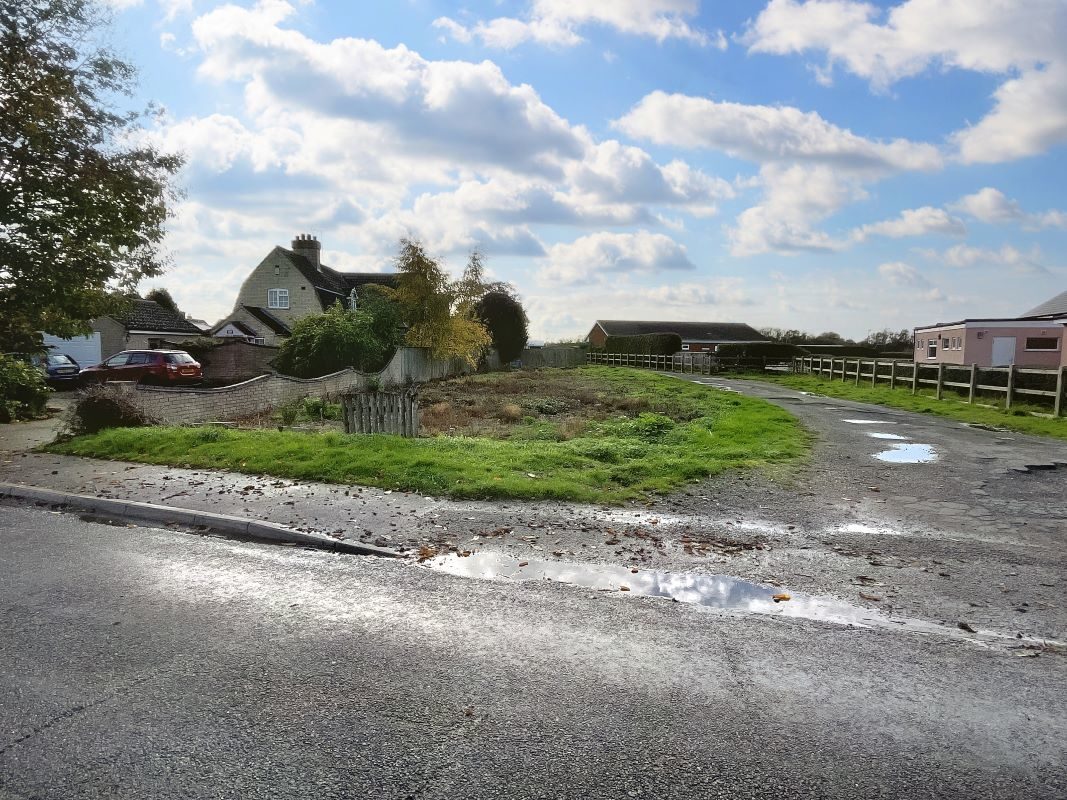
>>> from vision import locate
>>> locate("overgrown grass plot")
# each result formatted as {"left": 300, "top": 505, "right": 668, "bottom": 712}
{"left": 49, "top": 368, "right": 810, "bottom": 503}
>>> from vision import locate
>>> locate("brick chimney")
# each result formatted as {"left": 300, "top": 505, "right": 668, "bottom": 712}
{"left": 291, "top": 233, "right": 322, "bottom": 271}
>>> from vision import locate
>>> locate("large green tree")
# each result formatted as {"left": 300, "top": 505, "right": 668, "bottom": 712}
{"left": 144, "top": 287, "right": 180, "bottom": 314}
{"left": 0, "top": 0, "right": 182, "bottom": 351}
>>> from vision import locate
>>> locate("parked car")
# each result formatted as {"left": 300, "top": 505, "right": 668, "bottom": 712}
{"left": 3, "top": 351, "right": 83, "bottom": 388}
{"left": 78, "top": 350, "right": 203, "bottom": 386}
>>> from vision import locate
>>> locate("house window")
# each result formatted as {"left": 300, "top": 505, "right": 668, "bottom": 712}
{"left": 681, "top": 344, "right": 690, "bottom": 351}
{"left": 927, "top": 340, "right": 937, "bottom": 359}
{"left": 268, "top": 288, "right": 289, "bottom": 309}
{"left": 976, "top": 331, "right": 985, "bottom": 339}
{"left": 253, "top": 338, "right": 266, "bottom": 345}
{"left": 1025, "top": 337, "right": 1059, "bottom": 351}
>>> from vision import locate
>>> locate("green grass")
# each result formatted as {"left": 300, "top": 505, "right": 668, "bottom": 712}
{"left": 740, "top": 372, "right": 1067, "bottom": 440}
{"left": 48, "top": 367, "right": 810, "bottom": 503}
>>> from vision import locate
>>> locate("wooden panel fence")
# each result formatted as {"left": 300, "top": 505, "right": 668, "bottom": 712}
{"left": 792, "top": 356, "right": 1067, "bottom": 417}
{"left": 341, "top": 388, "right": 420, "bottom": 436}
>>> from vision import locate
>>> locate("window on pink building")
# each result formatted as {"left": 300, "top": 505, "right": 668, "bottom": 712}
{"left": 1025, "top": 337, "right": 1059, "bottom": 351}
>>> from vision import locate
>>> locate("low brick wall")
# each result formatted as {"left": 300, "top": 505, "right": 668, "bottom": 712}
{"left": 119, "top": 347, "right": 476, "bottom": 425}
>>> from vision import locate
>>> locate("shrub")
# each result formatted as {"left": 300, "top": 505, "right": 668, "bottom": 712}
{"left": 274, "top": 296, "right": 403, "bottom": 378}
{"left": 278, "top": 401, "right": 301, "bottom": 427}
{"left": 65, "top": 384, "right": 155, "bottom": 435}
{"left": 0, "top": 354, "right": 51, "bottom": 423}
{"left": 498, "top": 403, "right": 522, "bottom": 422}
{"left": 303, "top": 396, "right": 326, "bottom": 419}
{"left": 602, "top": 333, "right": 682, "bottom": 355}
{"left": 474, "top": 290, "right": 529, "bottom": 363}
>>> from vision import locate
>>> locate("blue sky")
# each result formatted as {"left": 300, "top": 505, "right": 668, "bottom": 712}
{"left": 108, "top": 0, "right": 1067, "bottom": 340}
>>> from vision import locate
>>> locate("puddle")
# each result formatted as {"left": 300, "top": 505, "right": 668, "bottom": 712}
{"left": 425, "top": 551, "right": 886, "bottom": 628}
{"left": 836, "top": 523, "right": 907, "bottom": 536}
{"left": 844, "top": 419, "right": 896, "bottom": 425}
{"left": 874, "top": 443, "right": 938, "bottom": 464}
{"left": 423, "top": 551, "right": 1067, "bottom": 651}
{"left": 867, "top": 432, "right": 909, "bottom": 441}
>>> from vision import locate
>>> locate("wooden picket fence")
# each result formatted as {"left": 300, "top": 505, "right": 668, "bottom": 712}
{"left": 792, "top": 356, "right": 1067, "bottom": 417}
{"left": 341, "top": 388, "right": 420, "bottom": 436}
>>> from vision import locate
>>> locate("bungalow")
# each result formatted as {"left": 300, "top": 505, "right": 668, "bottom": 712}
{"left": 913, "top": 289, "right": 1067, "bottom": 368}
{"left": 212, "top": 234, "right": 398, "bottom": 346}
{"left": 587, "top": 320, "right": 768, "bottom": 353}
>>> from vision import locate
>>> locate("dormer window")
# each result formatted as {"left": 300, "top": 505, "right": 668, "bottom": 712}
{"left": 268, "top": 288, "right": 289, "bottom": 309}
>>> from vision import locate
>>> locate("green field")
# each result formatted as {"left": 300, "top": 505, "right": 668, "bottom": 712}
{"left": 49, "top": 367, "right": 810, "bottom": 503}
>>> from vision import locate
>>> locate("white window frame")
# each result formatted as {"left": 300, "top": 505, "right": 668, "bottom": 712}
{"left": 681, "top": 344, "right": 690, "bottom": 351}
{"left": 1024, "top": 336, "right": 1060, "bottom": 351}
{"left": 927, "top": 340, "right": 937, "bottom": 359}
{"left": 253, "top": 337, "right": 266, "bottom": 345}
{"left": 268, "top": 288, "right": 289, "bottom": 309}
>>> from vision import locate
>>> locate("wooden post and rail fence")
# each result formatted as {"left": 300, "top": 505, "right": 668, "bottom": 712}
{"left": 584, "top": 350, "right": 1066, "bottom": 417}
{"left": 791, "top": 356, "right": 1067, "bottom": 418}
{"left": 585, "top": 351, "right": 781, "bottom": 375}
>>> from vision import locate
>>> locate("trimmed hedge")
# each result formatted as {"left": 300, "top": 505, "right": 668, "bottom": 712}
{"left": 799, "top": 344, "right": 879, "bottom": 356}
{"left": 715, "top": 342, "right": 804, "bottom": 359}
{"left": 603, "top": 333, "right": 683, "bottom": 355}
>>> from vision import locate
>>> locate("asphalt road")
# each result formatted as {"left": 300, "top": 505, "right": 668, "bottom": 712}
{"left": 2, "top": 506, "right": 1065, "bottom": 799}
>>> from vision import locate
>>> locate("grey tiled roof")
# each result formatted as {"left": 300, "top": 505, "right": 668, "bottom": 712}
{"left": 242, "top": 306, "right": 291, "bottom": 335}
{"left": 1021, "top": 290, "right": 1067, "bottom": 319}
{"left": 112, "top": 300, "right": 203, "bottom": 335}
{"left": 593, "top": 320, "right": 769, "bottom": 343}
{"left": 276, "top": 247, "right": 398, "bottom": 309}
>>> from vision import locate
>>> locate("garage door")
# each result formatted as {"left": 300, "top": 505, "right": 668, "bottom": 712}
{"left": 41, "top": 333, "right": 102, "bottom": 368}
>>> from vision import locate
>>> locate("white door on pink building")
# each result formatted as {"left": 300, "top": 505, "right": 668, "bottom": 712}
{"left": 991, "top": 336, "right": 1016, "bottom": 366}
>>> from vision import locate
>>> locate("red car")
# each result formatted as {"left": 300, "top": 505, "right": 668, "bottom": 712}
{"left": 79, "top": 350, "right": 203, "bottom": 386}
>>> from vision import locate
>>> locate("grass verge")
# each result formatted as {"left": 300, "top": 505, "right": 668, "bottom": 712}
{"left": 740, "top": 372, "right": 1067, "bottom": 440}
{"left": 47, "top": 367, "right": 809, "bottom": 503}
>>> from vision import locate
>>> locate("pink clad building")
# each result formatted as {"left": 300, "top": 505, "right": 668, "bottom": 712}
{"left": 913, "top": 290, "right": 1067, "bottom": 368}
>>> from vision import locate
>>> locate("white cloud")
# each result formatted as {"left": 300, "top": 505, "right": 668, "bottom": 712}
{"left": 615, "top": 91, "right": 944, "bottom": 255}
{"left": 643, "top": 279, "right": 753, "bottom": 307}
{"left": 951, "top": 187, "right": 1067, "bottom": 230}
{"left": 434, "top": 0, "right": 708, "bottom": 50}
{"left": 742, "top": 0, "right": 1067, "bottom": 163}
{"left": 852, "top": 206, "right": 966, "bottom": 241}
{"left": 542, "top": 231, "right": 695, "bottom": 285}
{"left": 191, "top": 2, "right": 586, "bottom": 178}
{"left": 728, "top": 164, "right": 863, "bottom": 256}
{"left": 933, "top": 244, "right": 1048, "bottom": 274}
{"left": 878, "top": 261, "right": 946, "bottom": 301}
{"left": 614, "top": 91, "right": 941, "bottom": 172}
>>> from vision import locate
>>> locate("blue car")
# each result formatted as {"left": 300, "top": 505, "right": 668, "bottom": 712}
{"left": 7, "top": 352, "right": 84, "bottom": 387}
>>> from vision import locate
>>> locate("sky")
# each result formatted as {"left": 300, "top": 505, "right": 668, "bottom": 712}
{"left": 105, "top": 0, "right": 1067, "bottom": 341}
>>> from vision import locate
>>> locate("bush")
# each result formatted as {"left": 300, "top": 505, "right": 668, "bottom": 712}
{"left": 274, "top": 295, "right": 403, "bottom": 378}
{"left": 0, "top": 354, "right": 51, "bottom": 423}
{"left": 64, "top": 384, "right": 155, "bottom": 435}
{"left": 603, "top": 333, "right": 682, "bottom": 355}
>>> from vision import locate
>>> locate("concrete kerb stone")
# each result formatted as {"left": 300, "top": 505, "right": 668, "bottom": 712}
{"left": 0, "top": 482, "right": 401, "bottom": 559}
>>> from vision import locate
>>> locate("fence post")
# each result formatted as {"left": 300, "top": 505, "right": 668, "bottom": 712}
{"left": 911, "top": 362, "right": 919, "bottom": 394}
{"left": 889, "top": 361, "right": 896, "bottom": 390}
{"left": 1005, "top": 364, "right": 1016, "bottom": 409}
{"left": 936, "top": 363, "right": 945, "bottom": 400}
{"left": 854, "top": 359, "right": 861, "bottom": 386}
{"left": 1054, "top": 366, "right": 1065, "bottom": 418}
{"left": 968, "top": 363, "right": 978, "bottom": 404}
{"left": 871, "top": 359, "right": 879, "bottom": 387}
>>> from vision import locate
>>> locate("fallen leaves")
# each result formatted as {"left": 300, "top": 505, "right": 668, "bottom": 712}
{"left": 772, "top": 593, "right": 791, "bottom": 603}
